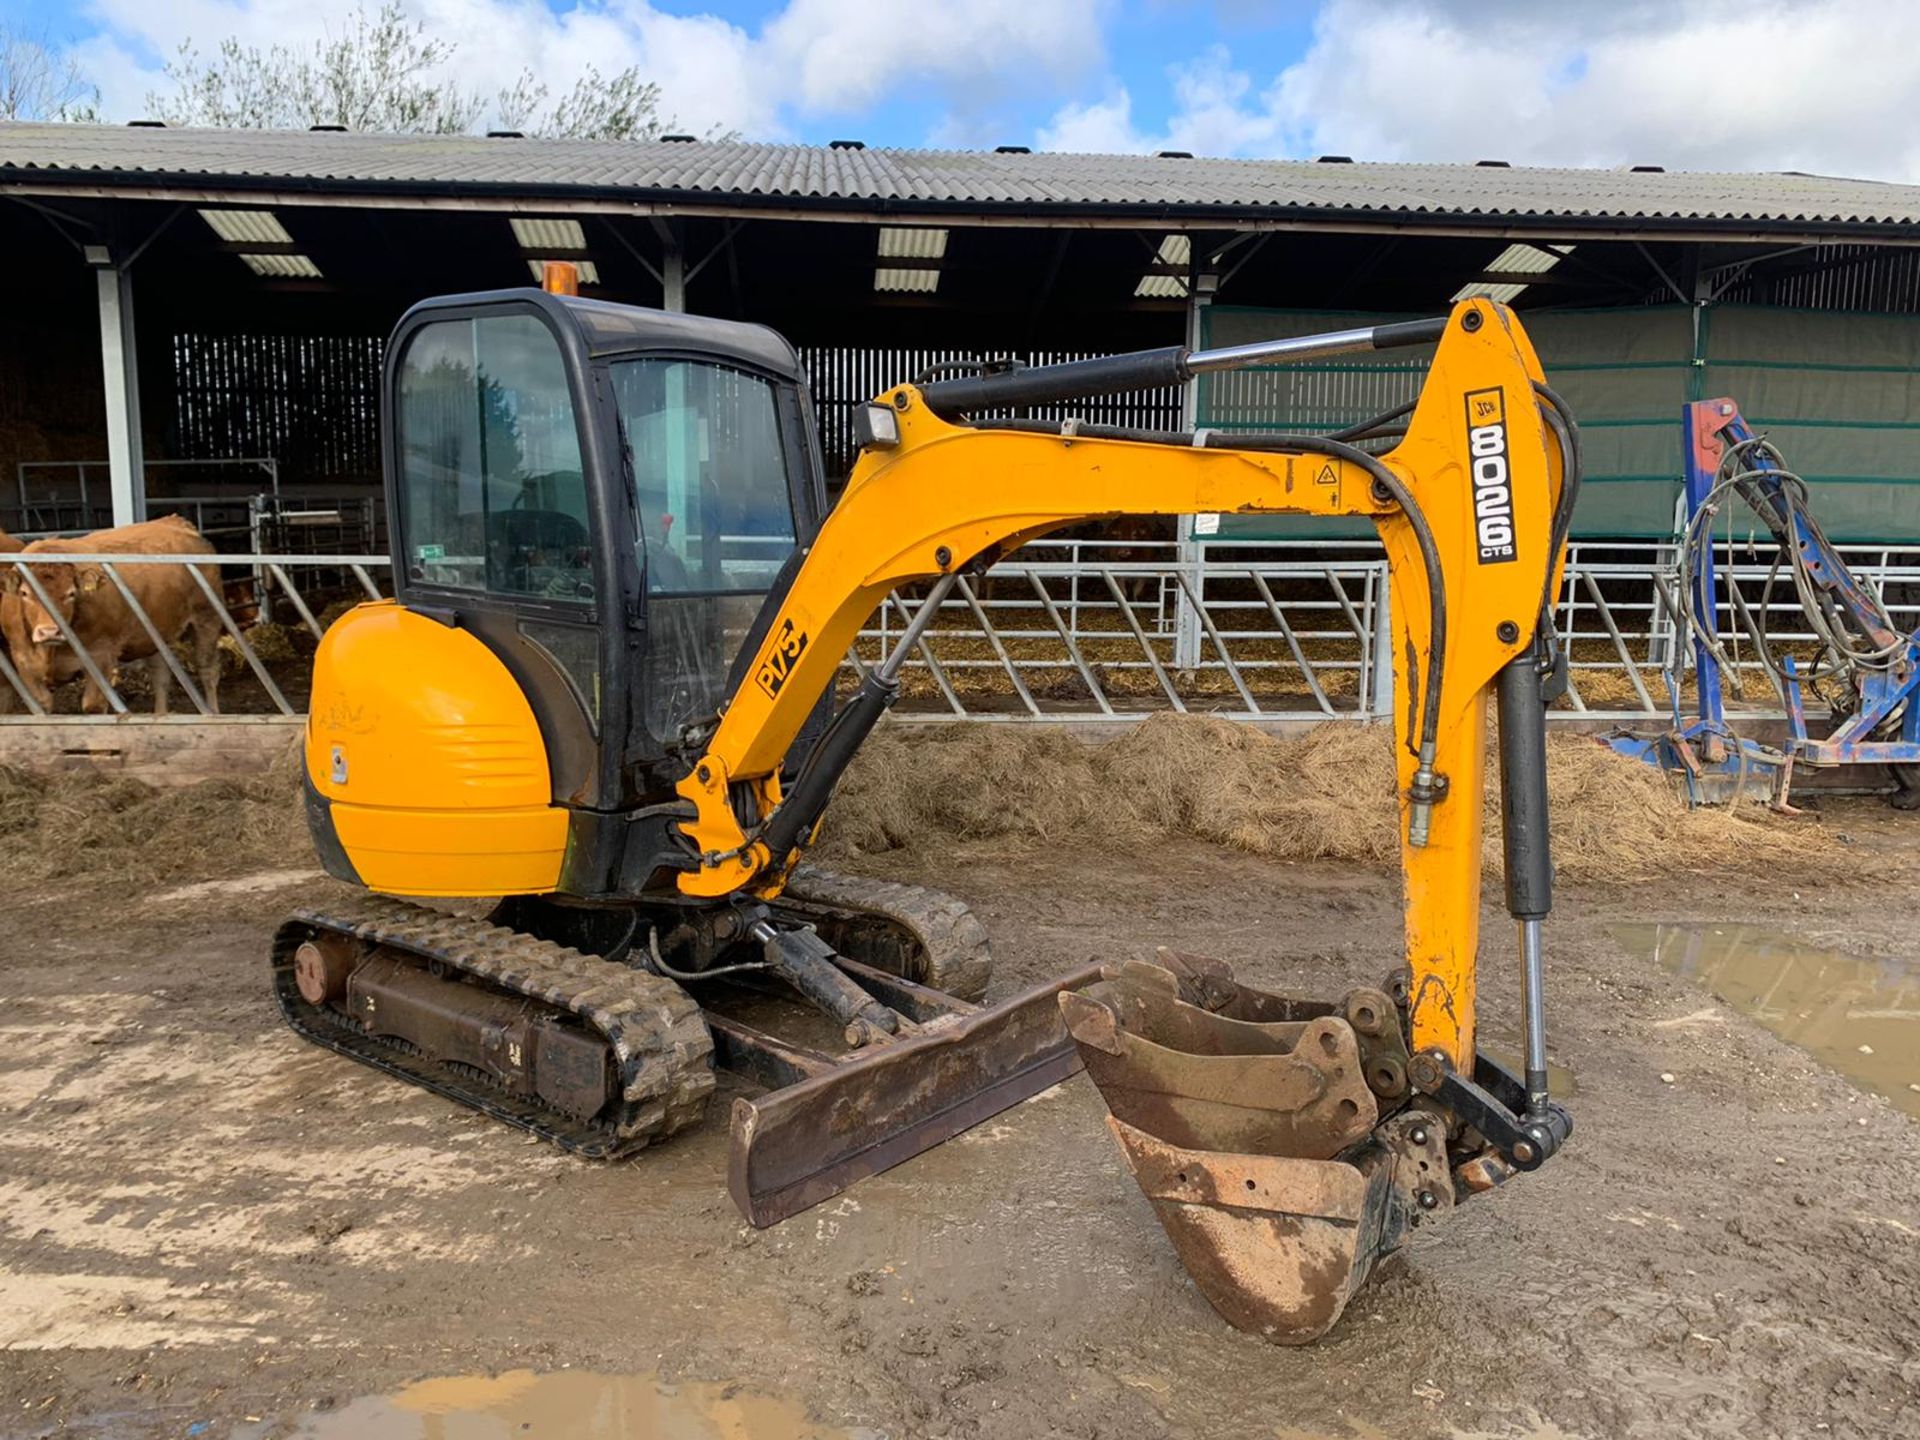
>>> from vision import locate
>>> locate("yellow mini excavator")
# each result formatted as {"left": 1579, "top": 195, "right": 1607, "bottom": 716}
{"left": 281, "top": 282, "right": 1576, "bottom": 1342}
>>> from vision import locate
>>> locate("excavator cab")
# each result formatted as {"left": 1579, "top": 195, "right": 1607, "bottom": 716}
{"left": 288, "top": 289, "right": 1578, "bottom": 1346}
{"left": 361, "top": 291, "right": 830, "bottom": 898}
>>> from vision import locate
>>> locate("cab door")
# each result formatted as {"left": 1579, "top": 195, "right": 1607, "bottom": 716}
{"left": 605, "top": 353, "right": 824, "bottom": 800}
{"left": 386, "top": 303, "right": 609, "bottom": 808}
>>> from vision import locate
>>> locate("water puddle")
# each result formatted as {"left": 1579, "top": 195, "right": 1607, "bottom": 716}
{"left": 1613, "top": 922, "right": 1920, "bottom": 1117}
{"left": 265, "top": 1370, "right": 857, "bottom": 1440}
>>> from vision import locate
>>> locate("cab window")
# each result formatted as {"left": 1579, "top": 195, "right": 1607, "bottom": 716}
{"left": 396, "top": 313, "right": 593, "bottom": 601}
{"left": 610, "top": 358, "right": 796, "bottom": 595}
{"left": 609, "top": 358, "right": 799, "bottom": 742}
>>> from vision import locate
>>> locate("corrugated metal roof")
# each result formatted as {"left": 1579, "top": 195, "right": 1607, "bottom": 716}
{"left": 6, "top": 122, "right": 1920, "bottom": 233}
{"left": 509, "top": 216, "right": 587, "bottom": 250}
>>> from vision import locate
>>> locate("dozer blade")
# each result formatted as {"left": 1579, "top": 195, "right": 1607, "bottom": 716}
{"left": 1062, "top": 962, "right": 1444, "bottom": 1345}
{"left": 729, "top": 961, "right": 1105, "bottom": 1226}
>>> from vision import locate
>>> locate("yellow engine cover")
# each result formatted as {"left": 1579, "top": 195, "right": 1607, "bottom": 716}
{"left": 305, "top": 601, "right": 568, "bottom": 896}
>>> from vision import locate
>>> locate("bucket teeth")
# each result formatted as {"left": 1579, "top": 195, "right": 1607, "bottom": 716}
{"left": 1062, "top": 960, "right": 1420, "bottom": 1345}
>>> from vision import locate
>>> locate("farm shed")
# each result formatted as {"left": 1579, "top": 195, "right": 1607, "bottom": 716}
{"left": 8, "top": 123, "right": 1920, "bottom": 542}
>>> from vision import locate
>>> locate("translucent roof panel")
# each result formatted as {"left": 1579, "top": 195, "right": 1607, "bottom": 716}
{"left": 874, "top": 267, "right": 939, "bottom": 293}
{"left": 198, "top": 209, "right": 293, "bottom": 245}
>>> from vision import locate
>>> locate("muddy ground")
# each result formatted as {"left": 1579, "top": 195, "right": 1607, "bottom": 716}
{"left": 2, "top": 796, "right": 1918, "bottom": 1439}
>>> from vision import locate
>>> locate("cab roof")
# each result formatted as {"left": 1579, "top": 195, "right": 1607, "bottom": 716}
{"left": 400, "top": 287, "right": 805, "bottom": 381}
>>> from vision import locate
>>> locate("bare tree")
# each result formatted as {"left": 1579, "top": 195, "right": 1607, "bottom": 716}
{"left": 0, "top": 25, "right": 101, "bottom": 122}
{"left": 146, "top": 1, "right": 703, "bottom": 141}
{"left": 149, "top": 3, "right": 482, "bottom": 133}
{"left": 499, "top": 65, "right": 679, "bottom": 142}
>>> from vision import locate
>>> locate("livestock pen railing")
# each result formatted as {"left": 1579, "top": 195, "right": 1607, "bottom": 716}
{"left": 0, "top": 540, "right": 1913, "bottom": 723}
{"left": 856, "top": 540, "right": 1391, "bottom": 719}
{"left": 11, "top": 459, "right": 282, "bottom": 541}
{"left": 0, "top": 552, "right": 385, "bottom": 718}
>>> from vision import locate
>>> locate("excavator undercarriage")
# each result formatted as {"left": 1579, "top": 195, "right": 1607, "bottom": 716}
{"left": 274, "top": 871, "right": 1098, "bottom": 1227}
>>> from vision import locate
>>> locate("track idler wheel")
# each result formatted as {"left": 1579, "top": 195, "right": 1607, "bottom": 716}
{"left": 292, "top": 935, "right": 360, "bottom": 1006}
{"left": 1060, "top": 960, "right": 1448, "bottom": 1345}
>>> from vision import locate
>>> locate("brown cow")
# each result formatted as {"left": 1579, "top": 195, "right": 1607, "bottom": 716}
{"left": 0, "top": 527, "right": 23, "bottom": 712}
{"left": 0, "top": 516, "right": 223, "bottom": 716}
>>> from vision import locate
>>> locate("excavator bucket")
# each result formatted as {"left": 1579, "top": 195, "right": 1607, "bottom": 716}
{"left": 1060, "top": 956, "right": 1450, "bottom": 1344}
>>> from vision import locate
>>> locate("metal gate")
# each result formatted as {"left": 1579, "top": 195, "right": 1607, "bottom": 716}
{"left": 1, "top": 540, "right": 1911, "bottom": 723}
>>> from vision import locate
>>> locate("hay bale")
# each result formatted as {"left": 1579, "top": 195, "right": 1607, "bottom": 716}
{"left": 214, "top": 621, "right": 299, "bottom": 674}
{"left": 822, "top": 725, "right": 1111, "bottom": 852}
{"left": 0, "top": 746, "right": 308, "bottom": 887}
{"left": 1103, "top": 715, "right": 1399, "bottom": 862}
{"left": 0, "top": 767, "right": 47, "bottom": 836}
{"left": 0, "top": 709, "right": 1831, "bottom": 893}
{"left": 817, "top": 714, "right": 1834, "bottom": 882}
{"left": 1536, "top": 731, "right": 1819, "bottom": 880}
{"left": 247, "top": 622, "right": 299, "bottom": 664}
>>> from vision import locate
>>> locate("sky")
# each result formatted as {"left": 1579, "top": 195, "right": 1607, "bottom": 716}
{"left": 8, "top": 0, "right": 1920, "bottom": 181}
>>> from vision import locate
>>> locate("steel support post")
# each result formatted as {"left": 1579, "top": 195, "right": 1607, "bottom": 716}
{"left": 1370, "top": 579, "right": 1395, "bottom": 720}
{"left": 88, "top": 247, "right": 145, "bottom": 526}
{"left": 1174, "top": 275, "right": 1214, "bottom": 672}
{"left": 663, "top": 239, "right": 687, "bottom": 312}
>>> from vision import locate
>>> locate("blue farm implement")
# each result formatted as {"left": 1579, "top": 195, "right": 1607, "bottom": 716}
{"left": 1609, "top": 399, "right": 1920, "bottom": 808}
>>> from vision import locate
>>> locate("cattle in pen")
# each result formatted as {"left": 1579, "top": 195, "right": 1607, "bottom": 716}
{"left": 0, "top": 516, "right": 224, "bottom": 716}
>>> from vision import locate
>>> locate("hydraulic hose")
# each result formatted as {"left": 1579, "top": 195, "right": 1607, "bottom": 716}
{"left": 1328, "top": 398, "right": 1416, "bottom": 444}
{"left": 1680, "top": 434, "right": 1905, "bottom": 692}
{"left": 1533, "top": 384, "right": 1582, "bottom": 584}
{"left": 1531, "top": 382, "right": 1583, "bottom": 645}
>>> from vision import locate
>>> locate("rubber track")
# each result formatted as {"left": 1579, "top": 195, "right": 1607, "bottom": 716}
{"left": 779, "top": 866, "right": 994, "bottom": 1003}
{"left": 272, "top": 896, "right": 714, "bottom": 1157}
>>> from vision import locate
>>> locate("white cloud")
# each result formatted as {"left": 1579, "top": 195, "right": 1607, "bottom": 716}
{"left": 1036, "top": 87, "right": 1142, "bottom": 154}
{"left": 66, "top": 0, "right": 1108, "bottom": 143}
{"left": 762, "top": 0, "right": 1106, "bottom": 118}
{"left": 1038, "top": 48, "right": 1281, "bottom": 156}
{"left": 54, "top": 0, "right": 1920, "bottom": 182}
{"left": 1039, "top": 0, "right": 1920, "bottom": 182}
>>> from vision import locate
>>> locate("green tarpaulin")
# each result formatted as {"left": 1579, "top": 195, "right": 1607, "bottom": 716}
{"left": 1196, "top": 303, "right": 1920, "bottom": 542}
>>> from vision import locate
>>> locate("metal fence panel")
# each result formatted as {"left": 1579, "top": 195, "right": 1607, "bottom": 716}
{"left": 0, "top": 539, "right": 1902, "bottom": 725}
{"left": 0, "top": 552, "right": 392, "bottom": 718}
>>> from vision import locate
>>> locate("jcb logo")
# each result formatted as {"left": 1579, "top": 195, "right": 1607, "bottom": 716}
{"left": 1464, "top": 387, "right": 1517, "bottom": 565}
{"left": 755, "top": 618, "right": 810, "bottom": 698}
